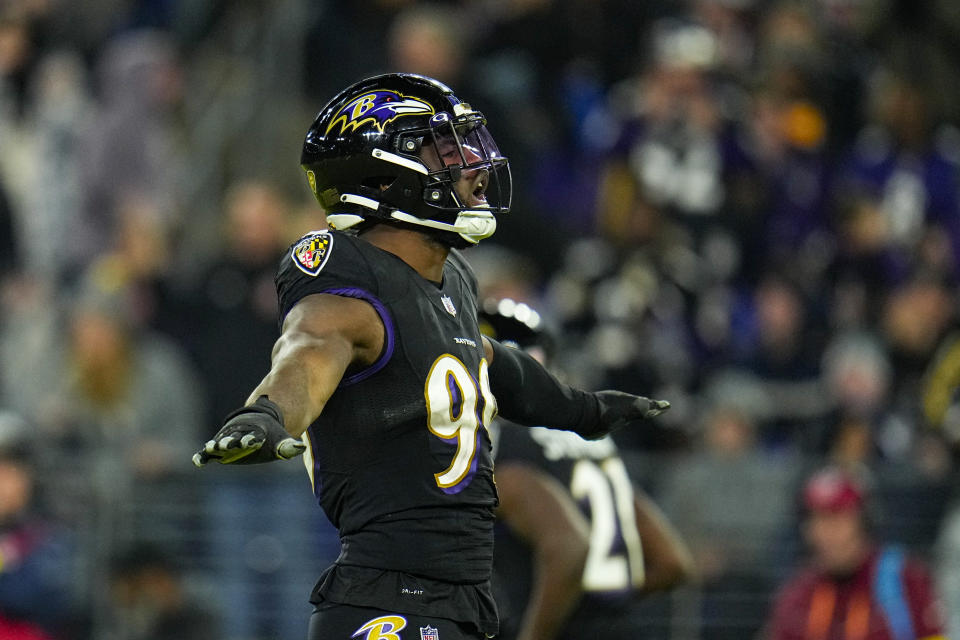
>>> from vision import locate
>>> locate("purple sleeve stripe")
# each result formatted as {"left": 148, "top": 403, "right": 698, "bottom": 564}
{"left": 320, "top": 287, "right": 396, "bottom": 386}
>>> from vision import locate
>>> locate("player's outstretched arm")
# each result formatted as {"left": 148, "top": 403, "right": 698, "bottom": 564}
{"left": 632, "top": 489, "right": 696, "bottom": 594}
{"left": 496, "top": 461, "right": 590, "bottom": 640}
{"left": 194, "top": 293, "right": 384, "bottom": 466}
{"left": 483, "top": 336, "right": 670, "bottom": 439}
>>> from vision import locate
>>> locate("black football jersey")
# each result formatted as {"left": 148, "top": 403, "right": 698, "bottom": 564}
{"left": 275, "top": 229, "right": 499, "bottom": 633}
{"left": 492, "top": 422, "right": 647, "bottom": 639}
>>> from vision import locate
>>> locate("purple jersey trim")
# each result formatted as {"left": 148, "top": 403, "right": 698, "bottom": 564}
{"left": 320, "top": 287, "right": 396, "bottom": 386}
{"left": 448, "top": 372, "right": 463, "bottom": 418}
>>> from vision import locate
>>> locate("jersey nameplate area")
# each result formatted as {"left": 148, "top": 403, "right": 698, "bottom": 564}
{"left": 292, "top": 231, "right": 333, "bottom": 276}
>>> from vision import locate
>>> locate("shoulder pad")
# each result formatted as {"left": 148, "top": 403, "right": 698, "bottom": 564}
{"left": 275, "top": 229, "right": 380, "bottom": 324}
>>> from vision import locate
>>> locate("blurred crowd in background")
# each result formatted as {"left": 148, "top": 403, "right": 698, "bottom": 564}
{"left": 3, "top": 0, "right": 960, "bottom": 638}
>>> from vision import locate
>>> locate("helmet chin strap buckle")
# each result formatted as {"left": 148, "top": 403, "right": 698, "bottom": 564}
{"left": 326, "top": 213, "right": 364, "bottom": 230}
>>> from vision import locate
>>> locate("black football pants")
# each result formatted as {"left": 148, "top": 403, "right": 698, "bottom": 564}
{"left": 307, "top": 602, "right": 489, "bottom": 640}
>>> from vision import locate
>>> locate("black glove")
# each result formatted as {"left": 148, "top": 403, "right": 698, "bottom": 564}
{"left": 192, "top": 396, "right": 306, "bottom": 466}
{"left": 582, "top": 390, "right": 670, "bottom": 440}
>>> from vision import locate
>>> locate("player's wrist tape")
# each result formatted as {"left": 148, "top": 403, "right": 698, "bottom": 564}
{"left": 223, "top": 395, "right": 285, "bottom": 427}
{"left": 487, "top": 337, "right": 602, "bottom": 438}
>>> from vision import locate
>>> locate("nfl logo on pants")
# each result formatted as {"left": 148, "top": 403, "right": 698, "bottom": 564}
{"left": 420, "top": 626, "right": 439, "bottom": 640}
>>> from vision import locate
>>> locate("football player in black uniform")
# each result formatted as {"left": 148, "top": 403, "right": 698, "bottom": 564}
{"left": 192, "top": 73, "right": 670, "bottom": 640}
{"left": 480, "top": 300, "right": 694, "bottom": 640}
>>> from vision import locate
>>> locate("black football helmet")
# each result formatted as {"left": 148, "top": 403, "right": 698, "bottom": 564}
{"left": 477, "top": 298, "right": 554, "bottom": 363}
{"left": 301, "top": 73, "right": 511, "bottom": 248}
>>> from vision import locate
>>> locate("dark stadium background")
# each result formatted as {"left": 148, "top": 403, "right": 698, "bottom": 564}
{"left": 1, "top": 0, "right": 959, "bottom": 638}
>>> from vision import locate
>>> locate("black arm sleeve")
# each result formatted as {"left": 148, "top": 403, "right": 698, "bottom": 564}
{"left": 488, "top": 338, "right": 603, "bottom": 438}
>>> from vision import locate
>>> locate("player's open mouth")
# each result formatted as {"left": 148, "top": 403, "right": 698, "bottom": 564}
{"left": 468, "top": 170, "right": 489, "bottom": 206}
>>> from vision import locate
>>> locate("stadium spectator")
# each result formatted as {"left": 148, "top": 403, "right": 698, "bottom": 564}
{"left": 598, "top": 19, "right": 751, "bottom": 229}
{"left": 727, "top": 273, "right": 827, "bottom": 448}
{"left": 660, "top": 401, "right": 799, "bottom": 639}
{"left": 108, "top": 544, "right": 219, "bottom": 640}
{"left": 191, "top": 180, "right": 290, "bottom": 425}
{"left": 74, "top": 194, "right": 193, "bottom": 342}
{"left": 25, "top": 51, "right": 92, "bottom": 284}
{"left": 0, "top": 46, "right": 90, "bottom": 284}
{"left": 741, "top": 73, "right": 832, "bottom": 278}
{"left": 57, "top": 269, "right": 204, "bottom": 480}
{"left": 764, "top": 466, "right": 946, "bottom": 640}
{"left": 387, "top": 4, "right": 464, "bottom": 87}
{"left": 833, "top": 66, "right": 960, "bottom": 290}
{"left": 0, "top": 272, "right": 63, "bottom": 435}
{"left": 877, "top": 275, "right": 957, "bottom": 462}
{"left": 934, "top": 496, "right": 960, "bottom": 640}
{"left": 0, "top": 411, "right": 74, "bottom": 640}
{"left": 806, "top": 331, "right": 891, "bottom": 469}
{"left": 73, "top": 29, "right": 184, "bottom": 278}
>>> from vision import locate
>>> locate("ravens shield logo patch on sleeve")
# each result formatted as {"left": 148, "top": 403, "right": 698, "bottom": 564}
{"left": 292, "top": 231, "right": 333, "bottom": 276}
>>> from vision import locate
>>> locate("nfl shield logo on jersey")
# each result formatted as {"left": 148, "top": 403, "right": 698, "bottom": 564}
{"left": 292, "top": 231, "right": 332, "bottom": 276}
{"left": 420, "top": 626, "right": 439, "bottom": 640}
{"left": 441, "top": 295, "right": 457, "bottom": 316}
